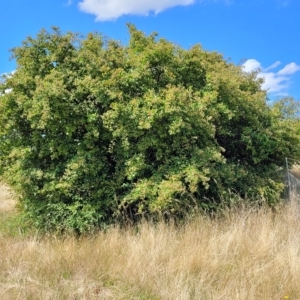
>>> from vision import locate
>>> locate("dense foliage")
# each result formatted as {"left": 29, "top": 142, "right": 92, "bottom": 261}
{"left": 1, "top": 25, "right": 300, "bottom": 232}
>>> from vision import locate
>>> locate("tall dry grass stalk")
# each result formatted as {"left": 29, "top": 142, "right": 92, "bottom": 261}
{"left": 1, "top": 198, "right": 300, "bottom": 299}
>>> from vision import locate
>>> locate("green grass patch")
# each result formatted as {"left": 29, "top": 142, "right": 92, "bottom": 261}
{"left": 0, "top": 210, "right": 34, "bottom": 237}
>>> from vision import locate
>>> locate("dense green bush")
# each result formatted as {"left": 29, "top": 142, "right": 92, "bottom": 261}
{"left": 1, "top": 25, "right": 300, "bottom": 232}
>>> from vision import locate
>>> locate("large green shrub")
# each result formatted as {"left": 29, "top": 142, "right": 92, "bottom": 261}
{"left": 1, "top": 25, "right": 300, "bottom": 232}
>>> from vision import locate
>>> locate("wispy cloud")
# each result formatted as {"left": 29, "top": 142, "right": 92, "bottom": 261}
{"left": 78, "top": 0, "right": 196, "bottom": 21}
{"left": 277, "top": 0, "right": 290, "bottom": 7}
{"left": 242, "top": 59, "right": 300, "bottom": 95}
{"left": 63, "top": 0, "right": 73, "bottom": 7}
{"left": 277, "top": 62, "right": 300, "bottom": 75}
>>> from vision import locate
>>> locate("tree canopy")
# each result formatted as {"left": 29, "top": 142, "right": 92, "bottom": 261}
{"left": 1, "top": 25, "right": 300, "bottom": 232}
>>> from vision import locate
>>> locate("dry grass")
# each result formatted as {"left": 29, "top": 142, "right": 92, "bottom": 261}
{"left": 290, "top": 164, "right": 300, "bottom": 180}
{"left": 0, "top": 182, "right": 16, "bottom": 212}
{"left": 1, "top": 186, "right": 300, "bottom": 299}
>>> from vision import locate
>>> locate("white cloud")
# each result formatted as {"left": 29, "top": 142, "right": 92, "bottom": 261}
{"left": 277, "top": 62, "right": 300, "bottom": 76}
{"left": 0, "top": 70, "right": 15, "bottom": 95}
{"left": 4, "top": 88, "right": 12, "bottom": 94}
{"left": 78, "top": 0, "right": 195, "bottom": 21}
{"left": 242, "top": 59, "right": 300, "bottom": 94}
{"left": 1, "top": 70, "right": 15, "bottom": 78}
{"left": 264, "top": 61, "right": 281, "bottom": 71}
{"left": 0, "top": 87, "right": 12, "bottom": 96}
{"left": 242, "top": 59, "right": 262, "bottom": 73}
{"left": 0, "top": 72, "right": 8, "bottom": 79}
{"left": 277, "top": 0, "right": 290, "bottom": 7}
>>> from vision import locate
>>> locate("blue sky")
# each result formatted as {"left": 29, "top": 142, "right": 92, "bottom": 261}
{"left": 1, "top": 0, "right": 300, "bottom": 99}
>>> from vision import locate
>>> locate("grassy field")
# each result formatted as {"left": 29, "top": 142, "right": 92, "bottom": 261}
{"left": 1, "top": 184, "right": 300, "bottom": 299}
